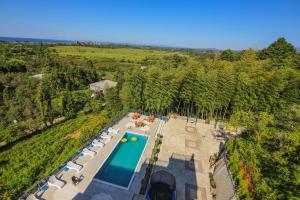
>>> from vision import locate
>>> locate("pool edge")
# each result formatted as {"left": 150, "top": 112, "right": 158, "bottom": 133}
{"left": 93, "top": 131, "right": 150, "bottom": 190}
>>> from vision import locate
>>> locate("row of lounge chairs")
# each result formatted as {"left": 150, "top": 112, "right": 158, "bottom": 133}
{"left": 26, "top": 127, "right": 119, "bottom": 200}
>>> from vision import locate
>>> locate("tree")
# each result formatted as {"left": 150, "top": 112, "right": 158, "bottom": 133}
{"left": 220, "top": 49, "right": 239, "bottom": 61}
{"left": 177, "top": 68, "right": 199, "bottom": 116}
{"left": 115, "top": 69, "right": 124, "bottom": 92}
{"left": 104, "top": 88, "right": 123, "bottom": 117}
{"left": 36, "top": 79, "right": 54, "bottom": 126}
{"left": 61, "top": 91, "right": 76, "bottom": 118}
{"left": 292, "top": 54, "right": 300, "bottom": 69}
{"left": 160, "top": 54, "right": 188, "bottom": 69}
{"left": 120, "top": 69, "right": 146, "bottom": 110}
{"left": 144, "top": 68, "right": 179, "bottom": 115}
{"left": 260, "top": 37, "right": 296, "bottom": 67}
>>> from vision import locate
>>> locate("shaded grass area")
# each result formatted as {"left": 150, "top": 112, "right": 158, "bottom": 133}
{"left": 51, "top": 46, "right": 181, "bottom": 62}
{"left": 0, "top": 113, "right": 107, "bottom": 199}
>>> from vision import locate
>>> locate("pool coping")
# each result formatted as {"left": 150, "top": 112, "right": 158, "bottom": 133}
{"left": 93, "top": 131, "right": 150, "bottom": 190}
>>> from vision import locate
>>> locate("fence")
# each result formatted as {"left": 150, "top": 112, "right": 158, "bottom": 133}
{"left": 213, "top": 147, "right": 239, "bottom": 200}
{"left": 223, "top": 149, "right": 239, "bottom": 200}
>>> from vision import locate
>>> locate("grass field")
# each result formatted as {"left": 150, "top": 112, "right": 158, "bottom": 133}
{"left": 51, "top": 46, "right": 183, "bottom": 62}
{"left": 0, "top": 113, "right": 107, "bottom": 199}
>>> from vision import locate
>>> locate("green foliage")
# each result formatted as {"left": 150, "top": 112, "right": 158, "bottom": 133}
{"left": 0, "top": 114, "right": 107, "bottom": 199}
{"left": 226, "top": 111, "right": 300, "bottom": 199}
{"left": 48, "top": 65, "right": 98, "bottom": 92}
{"left": 227, "top": 111, "right": 255, "bottom": 130}
{"left": 120, "top": 69, "right": 146, "bottom": 110}
{"left": 61, "top": 90, "right": 77, "bottom": 118}
{"left": 104, "top": 87, "right": 123, "bottom": 118}
{"left": 36, "top": 78, "right": 54, "bottom": 125}
{"left": 260, "top": 37, "right": 297, "bottom": 67}
{"left": 276, "top": 104, "right": 300, "bottom": 131}
{"left": 120, "top": 47, "right": 298, "bottom": 119}
{"left": 159, "top": 54, "right": 188, "bottom": 69}
{"left": 220, "top": 49, "right": 239, "bottom": 61}
{"left": 144, "top": 67, "right": 179, "bottom": 114}
{"left": 0, "top": 58, "right": 27, "bottom": 73}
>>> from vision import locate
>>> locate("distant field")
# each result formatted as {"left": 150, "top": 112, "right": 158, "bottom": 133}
{"left": 51, "top": 46, "right": 182, "bottom": 62}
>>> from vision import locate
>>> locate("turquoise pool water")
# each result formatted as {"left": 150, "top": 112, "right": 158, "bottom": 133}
{"left": 94, "top": 132, "right": 148, "bottom": 188}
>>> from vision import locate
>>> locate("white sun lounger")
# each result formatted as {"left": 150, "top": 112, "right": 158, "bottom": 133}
{"left": 103, "top": 131, "right": 114, "bottom": 136}
{"left": 82, "top": 148, "right": 97, "bottom": 157}
{"left": 100, "top": 134, "right": 113, "bottom": 140}
{"left": 108, "top": 127, "right": 119, "bottom": 134}
{"left": 92, "top": 139, "right": 105, "bottom": 148}
{"left": 67, "top": 161, "right": 83, "bottom": 172}
{"left": 48, "top": 176, "right": 65, "bottom": 189}
{"left": 26, "top": 194, "right": 39, "bottom": 200}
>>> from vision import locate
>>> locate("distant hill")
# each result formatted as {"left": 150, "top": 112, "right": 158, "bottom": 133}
{"left": 296, "top": 47, "right": 300, "bottom": 52}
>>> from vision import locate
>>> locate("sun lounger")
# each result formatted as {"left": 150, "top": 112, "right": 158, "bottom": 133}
{"left": 103, "top": 131, "right": 114, "bottom": 136}
{"left": 67, "top": 161, "right": 83, "bottom": 172}
{"left": 26, "top": 194, "right": 39, "bottom": 200}
{"left": 48, "top": 175, "right": 65, "bottom": 189}
{"left": 92, "top": 139, "right": 105, "bottom": 148}
{"left": 82, "top": 148, "right": 96, "bottom": 157}
{"left": 100, "top": 134, "right": 113, "bottom": 140}
{"left": 108, "top": 127, "right": 119, "bottom": 134}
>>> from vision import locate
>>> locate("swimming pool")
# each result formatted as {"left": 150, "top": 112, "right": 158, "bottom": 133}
{"left": 94, "top": 132, "right": 148, "bottom": 189}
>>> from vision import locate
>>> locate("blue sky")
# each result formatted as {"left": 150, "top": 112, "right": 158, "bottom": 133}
{"left": 0, "top": 0, "right": 299, "bottom": 49}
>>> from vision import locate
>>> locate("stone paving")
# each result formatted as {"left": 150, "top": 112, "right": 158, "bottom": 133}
{"left": 154, "top": 117, "right": 223, "bottom": 200}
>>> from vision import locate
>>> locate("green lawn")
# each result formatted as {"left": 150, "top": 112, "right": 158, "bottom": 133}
{"left": 0, "top": 113, "right": 107, "bottom": 199}
{"left": 51, "top": 46, "right": 182, "bottom": 62}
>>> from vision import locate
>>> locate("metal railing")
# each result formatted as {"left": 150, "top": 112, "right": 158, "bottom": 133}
{"left": 212, "top": 149, "right": 238, "bottom": 200}
{"left": 222, "top": 149, "right": 239, "bottom": 200}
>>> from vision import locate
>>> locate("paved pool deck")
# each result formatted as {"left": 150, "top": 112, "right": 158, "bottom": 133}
{"left": 36, "top": 114, "right": 163, "bottom": 200}
{"left": 154, "top": 117, "right": 224, "bottom": 200}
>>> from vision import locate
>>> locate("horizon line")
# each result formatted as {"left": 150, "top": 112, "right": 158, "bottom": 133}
{"left": 0, "top": 35, "right": 245, "bottom": 51}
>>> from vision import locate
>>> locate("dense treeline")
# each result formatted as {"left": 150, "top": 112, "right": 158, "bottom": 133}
{"left": 114, "top": 38, "right": 299, "bottom": 119}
